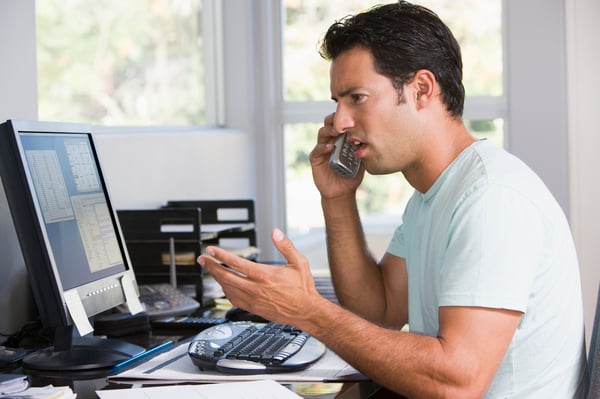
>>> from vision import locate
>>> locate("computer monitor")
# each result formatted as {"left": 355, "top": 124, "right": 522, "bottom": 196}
{"left": 0, "top": 119, "right": 145, "bottom": 373}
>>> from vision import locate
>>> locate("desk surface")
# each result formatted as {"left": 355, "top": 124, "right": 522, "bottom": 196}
{"left": 1, "top": 293, "right": 401, "bottom": 398}
{"left": 5, "top": 363, "right": 404, "bottom": 398}
{"left": 1, "top": 329, "right": 390, "bottom": 398}
{"left": 21, "top": 373, "right": 385, "bottom": 399}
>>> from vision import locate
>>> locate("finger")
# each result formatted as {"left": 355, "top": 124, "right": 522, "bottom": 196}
{"left": 198, "top": 247, "right": 252, "bottom": 277}
{"left": 197, "top": 252, "right": 241, "bottom": 282}
{"left": 309, "top": 141, "right": 334, "bottom": 162}
{"left": 197, "top": 252, "right": 257, "bottom": 307}
{"left": 324, "top": 112, "right": 335, "bottom": 127}
{"left": 198, "top": 250, "right": 277, "bottom": 319}
{"left": 317, "top": 114, "right": 340, "bottom": 142}
{"left": 270, "top": 228, "right": 307, "bottom": 268}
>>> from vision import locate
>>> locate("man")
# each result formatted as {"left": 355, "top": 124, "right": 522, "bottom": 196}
{"left": 198, "top": 2, "right": 588, "bottom": 397}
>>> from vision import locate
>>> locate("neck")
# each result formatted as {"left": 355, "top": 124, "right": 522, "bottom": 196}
{"left": 405, "top": 121, "right": 476, "bottom": 193}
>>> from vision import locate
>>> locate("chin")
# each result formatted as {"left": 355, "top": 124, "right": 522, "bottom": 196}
{"left": 364, "top": 165, "right": 394, "bottom": 176}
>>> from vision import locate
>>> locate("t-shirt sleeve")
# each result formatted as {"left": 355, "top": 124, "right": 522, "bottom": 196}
{"left": 386, "top": 223, "right": 406, "bottom": 258}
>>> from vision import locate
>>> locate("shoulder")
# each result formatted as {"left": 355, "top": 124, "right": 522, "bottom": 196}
{"left": 449, "top": 140, "right": 554, "bottom": 208}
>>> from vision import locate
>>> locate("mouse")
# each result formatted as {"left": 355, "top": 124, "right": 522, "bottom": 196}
{"left": 225, "top": 306, "right": 269, "bottom": 323}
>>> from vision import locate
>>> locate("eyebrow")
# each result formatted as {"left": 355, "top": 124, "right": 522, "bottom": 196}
{"left": 331, "top": 86, "right": 359, "bottom": 102}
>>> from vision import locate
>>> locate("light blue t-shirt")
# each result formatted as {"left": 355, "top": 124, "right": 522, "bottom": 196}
{"left": 387, "top": 140, "right": 587, "bottom": 398}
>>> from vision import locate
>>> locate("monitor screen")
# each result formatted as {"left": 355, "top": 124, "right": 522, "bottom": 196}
{"left": 0, "top": 120, "right": 144, "bottom": 373}
{"left": 20, "top": 132, "right": 126, "bottom": 290}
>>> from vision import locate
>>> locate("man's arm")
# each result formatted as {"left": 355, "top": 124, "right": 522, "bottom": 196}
{"left": 311, "top": 113, "right": 407, "bottom": 327}
{"left": 321, "top": 195, "right": 408, "bottom": 327}
{"left": 305, "top": 298, "right": 521, "bottom": 399}
{"left": 199, "top": 232, "right": 521, "bottom": 399}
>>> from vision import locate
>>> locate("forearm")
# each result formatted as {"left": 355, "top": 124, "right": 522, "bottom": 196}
{"left": 321, "top": 195, "right": 388, "bottom": 321}
{"left": 299, "top": 299, "right": 488, "bottom": 399}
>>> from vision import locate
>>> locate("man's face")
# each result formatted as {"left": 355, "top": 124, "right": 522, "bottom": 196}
{"left": 330, "top": 47, "right": 421, "bottom": 175}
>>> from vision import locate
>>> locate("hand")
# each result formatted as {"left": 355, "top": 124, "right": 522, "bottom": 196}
{"left": 197, "top": 228, "right": 320, "bottom": 326}
{"left": 309, "top": 113, "right": 364, "bottom": 200}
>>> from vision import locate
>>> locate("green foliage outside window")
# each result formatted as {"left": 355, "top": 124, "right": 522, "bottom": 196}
{"left": 284, "top": 0, "right": 503, "bottom": 221}
{"left": 36, "top": 0, "right": 205, "bottom": 125}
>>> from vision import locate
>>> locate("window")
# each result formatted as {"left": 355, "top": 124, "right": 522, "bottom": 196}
{"left": 33, "top": 0, "right": 505, "bottom": 270}
{"left": 283, "top": 1, "right": 504, "bottom": 270}
{"left": 36, "top": 0, "right": 217, "bottom": 126}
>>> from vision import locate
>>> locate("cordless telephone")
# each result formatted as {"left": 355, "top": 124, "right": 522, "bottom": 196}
{"left": 329, "top": 133, "right": 361, "bottom": 178}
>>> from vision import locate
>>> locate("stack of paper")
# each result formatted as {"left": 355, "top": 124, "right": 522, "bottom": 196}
{"left": 0, "top": 385, "right": 76, "bottom": 399}
{"left": 0, "top": 374, "right": 28, "bottom": 396}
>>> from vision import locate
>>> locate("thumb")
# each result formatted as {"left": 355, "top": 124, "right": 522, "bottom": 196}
{"left": 271, "top": 228, "right": 306, "bottom": 266}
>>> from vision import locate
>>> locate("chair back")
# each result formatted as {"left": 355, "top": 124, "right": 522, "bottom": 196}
{"left": 587, "top": 284, "right": 600, "bottom": 398}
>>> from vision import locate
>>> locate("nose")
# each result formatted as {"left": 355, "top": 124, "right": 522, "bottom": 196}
{"left": 333, "top": 105, "right": 354, "bottom": 134}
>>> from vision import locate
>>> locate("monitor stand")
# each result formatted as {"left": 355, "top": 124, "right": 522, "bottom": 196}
{"left": 21, "top": 325, "right": 145, "bottom": 375}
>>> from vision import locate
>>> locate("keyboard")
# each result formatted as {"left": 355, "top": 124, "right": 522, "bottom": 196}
{"left": 187, "top": 321, "right": 326, "bottom": 374}
{"left": 314, "top": 275, "right": 338, "bottom": 304}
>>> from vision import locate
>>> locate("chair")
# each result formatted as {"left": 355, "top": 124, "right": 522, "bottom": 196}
{"left": 587, "top": 284, "right": 600, "bottom": 398}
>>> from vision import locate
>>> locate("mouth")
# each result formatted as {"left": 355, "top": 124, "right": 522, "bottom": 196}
{"left": 349, "top": 138, "right": 365, "bottom": 157}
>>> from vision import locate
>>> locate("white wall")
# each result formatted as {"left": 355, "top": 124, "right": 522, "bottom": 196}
{"left": 0, "top": 1, "right": 38, "bottom": 121}
{"left": 506, "top": 0, "right": 600, "bottom": 346}
{"left": 566, "top": 0, "right": 600, "bottom": 345}
{"left": 0, "top": 0, "right": 38, "bottom": 334}
{"left": 506, "top": 0, "right": 569, "bottom": 215}
{"left": 93, "top": 128, "right": 256, "bottom": 210}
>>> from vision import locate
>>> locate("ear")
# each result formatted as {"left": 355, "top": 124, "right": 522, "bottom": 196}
{"left": 412, "top": 69, "right": 436, "bottom": 108}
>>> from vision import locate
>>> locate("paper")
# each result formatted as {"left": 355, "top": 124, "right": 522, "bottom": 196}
{"left": 121, "top": 273, "right": 144, "bottom": 314}
{"left": 63, "top": 289, "right": 93, "bottom": 336}
{"left": 201, "top": 223, "right": 255, "bottom": 234}
{"left": 96, "top": 380, "right": 301, "bottom": 399}
{"left": 0, "top": 373, "right": 29, "bottom": 395}
{"left": 1, "top": 384, "right": 76, "bottom": 399}
{"left": 108, "top": 340, "right": 365, "bottom": 384}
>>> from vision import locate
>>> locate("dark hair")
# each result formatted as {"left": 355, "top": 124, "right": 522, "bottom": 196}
{"left": 319, "top": 1, "right": 465, "bottom": 118}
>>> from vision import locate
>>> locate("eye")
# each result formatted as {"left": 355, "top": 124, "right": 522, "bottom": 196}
{"left": 351, "top": 93, "right": 366, "bottom": 104}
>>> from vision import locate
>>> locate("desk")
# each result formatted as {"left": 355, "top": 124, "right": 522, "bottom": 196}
{"left": 7, "top": 363, "right": 404, "bottom": 398}
{"left": 2, "top": 294, "right": 404, "bottom": 399}
{"left": 2, "top": 330, "right": 397, "bottom": 398}
{"left": 22, "top": 372, "right": 390, "bottom": 398}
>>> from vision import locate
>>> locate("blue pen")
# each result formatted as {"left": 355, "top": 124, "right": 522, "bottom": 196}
{"left": 110, "top": 340, "right": 174, "bottom": 374}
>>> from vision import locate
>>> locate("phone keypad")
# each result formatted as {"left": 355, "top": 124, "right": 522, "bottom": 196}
{"left": 329, "top": 135, "right": 360, "bottom": 178}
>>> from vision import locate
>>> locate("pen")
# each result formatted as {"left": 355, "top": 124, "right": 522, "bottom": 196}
{"left": 109, "top": 340, "right": 174, "bottom": 374}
